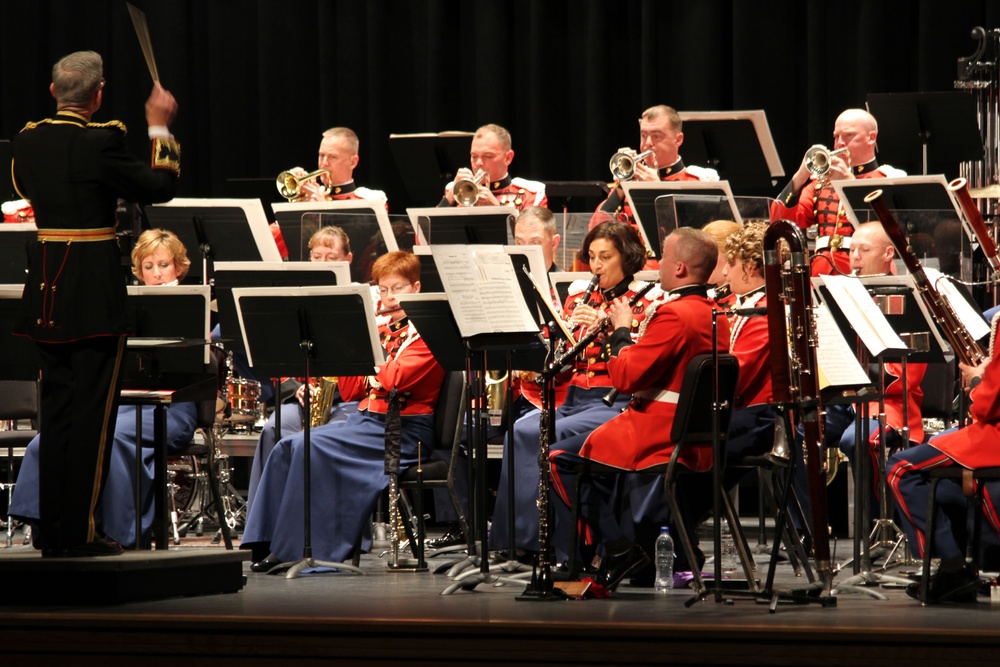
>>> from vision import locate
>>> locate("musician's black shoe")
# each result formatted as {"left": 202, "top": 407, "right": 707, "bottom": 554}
{"left": 426, "top": 524, "right": 465, "bottom": 549}
{"left": 250, "top": 554, "right": 283, "bottom": 573}
{"left": 42, "top": 536, "right": 123, "bottom": 558}
{"left": 905, "top": 565, "right": 980, "bottom": 604}
{"left": 601, "top": 543, "right": 650, "bottom": 591}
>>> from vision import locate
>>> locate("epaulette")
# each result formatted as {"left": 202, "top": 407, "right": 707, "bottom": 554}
{"left": 878, "top": 164, "right": 907, "bottom": 178}
{"left": 87, "top": 120, "right": 128, "bottom": 134}
{"left": 567, "top": 278, "right": 593, "bottom": 296}
{"left": 511, "top": 176, "right": 545, "bottom": 192}
{"left": 684, "top": 165, "right": 720, "bottom": 182}
{"left": 639, "top": 283, "right": 664, "bottom": 301}
{"left": 152, "top": 137, "right": 181, "bottom": 176}
{"left": 355, "top": 187, "right": 388, "bottom": 203}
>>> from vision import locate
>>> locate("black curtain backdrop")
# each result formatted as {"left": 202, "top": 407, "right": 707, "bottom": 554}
{"left": 1, "top": 1, "right": 998, "bottom": 209}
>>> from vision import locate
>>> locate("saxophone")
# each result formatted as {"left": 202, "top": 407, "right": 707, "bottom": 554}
{"left": 308, "top": 377, "right": 338, "bottom": 428}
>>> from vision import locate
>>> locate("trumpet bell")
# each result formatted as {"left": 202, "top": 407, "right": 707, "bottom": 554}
{"left": 276, "top": 169, "right": 330, "bottom": 200}
{"left": 609, "top": 148, "right": 654, "bottom": 181}
{"left": 804, "top": 145, "right": 848, "bottom": 178}
{"left": 454, "top": 169, "right": 488, "bottom": 207}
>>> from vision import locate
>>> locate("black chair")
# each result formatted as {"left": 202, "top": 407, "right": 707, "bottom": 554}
{"left": 920, "top": 361, "right": 957, "bottom": 439}
{"left": 394, "top": 370, "right": 467, "bottom": 569}
{"left": 918, "top": 465, "right": 1000, "bottom": 603}
{"left": 0, "top": 380, "right": 39, "bottom": 547}
{"left": 566, "top": 353, "right": 748, "bottom": 593}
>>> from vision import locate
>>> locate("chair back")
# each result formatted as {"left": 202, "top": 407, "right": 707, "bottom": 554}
{"left": 920, "top": 360, "right": 955, "bottom": 423}
{"left": 670, "top": 353, "right": 740, "bottom": 446}
{"left": 0, "top": 380, "right": 40, "bottom": 425}
{"left": 433, "top": 371, "right": 467, "bottom": 451}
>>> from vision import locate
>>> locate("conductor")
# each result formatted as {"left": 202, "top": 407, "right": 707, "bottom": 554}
{"left": 11, "top": 51, "right": 180, "bottom": 557}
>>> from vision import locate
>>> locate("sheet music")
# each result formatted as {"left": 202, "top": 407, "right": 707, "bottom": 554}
{"left": 814, "top": 303, "right": 871, "bottom": 390}
{"left": 430, "top": 245, "right": 540, "bottom": 337}
{"left": 819, "top": 275, "right": 907, "bottom": 356}
{"left": 926, "top": 268, "right": 991, "bottom": 341}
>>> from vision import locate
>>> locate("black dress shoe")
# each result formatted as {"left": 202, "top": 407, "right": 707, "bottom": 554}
{"left": 906, "top": 566, "right": 980, "bottom": 604}
{"left": 426, "top": 524, "right": 465, "bottom": 549}
{"left": 42, "top": 536, "right": 124, "bottom": 558}
{"left": 601, "top": 544, "right": 650, "bottom": 591}
{"left": 250, "top": 555, "right": 282, "bottom": 573}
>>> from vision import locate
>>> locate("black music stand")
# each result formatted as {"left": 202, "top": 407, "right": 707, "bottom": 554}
{"left": 545, "top": 181, "right": 610, "bottom": 214}
{"left": 866, "top": 92, "right": 984, "bottom": 178}
{"left": 271, "top": 200, "right": 400, "bottom": 264}
{"left": 0, "top": 224, "right": 33, "bottom": 285}
{"left": 621, "top": 181, "right": 740, "bottom": 259}
{"left": 0, "top": 286, "right": 39, "bottom": 382}
{"left": 407, "top": 206, "right": 516, "bottom": 246}
{"left": 120, "top": 285, "right": 215, "bottom": 550}
{"left": 144, "top": 199, "right": 282, "bottom": 284}
{"left": 388, "top": 132, "right": 475, "bottom": 206}
{"left": 233, "top": 284, "right": 382, "bottom": 578}
{"left": 678, "top": 110, "right": 785, "bottom": 194}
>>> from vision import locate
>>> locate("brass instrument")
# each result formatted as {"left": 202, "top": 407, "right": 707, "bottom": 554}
{"left": 865, "top": 189, "right": 988, "bottom": 368}
{"left": 609, "top": 148, "right": 654, "bottom": 181}
{"left": 276, "top": 168, "right": 331, "bottom": 200}
{"left": 308, "top": 376, "right": 338, "bottom": 428}
{"left": 485, "top": 370, "right": 509, "bottom": 427}
{"left": 764, "top": 220, "right": 833, "bottom": 591}
{"left": 453, "top": 169, "right": 488, "bottom": 207}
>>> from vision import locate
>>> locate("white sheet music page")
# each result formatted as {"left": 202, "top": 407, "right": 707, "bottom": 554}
{"left": 813, "top": 303, "right": 871, "bottom": 390}
{"left": 820, "top": 275, "right": 907, "bottom": 357}
{"left": 926, "top": 268, "right": 991, "bottom": 342}
{"left": 430, "top": 245, "right": 540, "bottom": 337}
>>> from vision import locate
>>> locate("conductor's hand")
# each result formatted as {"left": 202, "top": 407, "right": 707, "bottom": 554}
{"left": 145, "top": 82, "right": 178, "bottom": 128}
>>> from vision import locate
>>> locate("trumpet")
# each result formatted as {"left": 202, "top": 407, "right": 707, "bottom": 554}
{"left": 804, "top": 145, "right": 849, "bottom": 181}
{"left": 276, "top": 168, "right": 331, "bottom": 200}
{"left": 453, "top": 169, "right": 488, "bottom": 207}
{"left": 609, "top": 148, "right": 654, "bottom": 181}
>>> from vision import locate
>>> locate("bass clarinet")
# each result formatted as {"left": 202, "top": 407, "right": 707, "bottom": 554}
{"left": 763, "top": 220, "right": 833, "bottom": 591}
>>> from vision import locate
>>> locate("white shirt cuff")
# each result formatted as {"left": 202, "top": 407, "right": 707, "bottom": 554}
{"left": 148, "top": 125, "right": 173, "bottom": 140}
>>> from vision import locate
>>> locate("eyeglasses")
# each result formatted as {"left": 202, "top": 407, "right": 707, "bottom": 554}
{"left": 377, "top": 283, "right": 412, "bottom": 296}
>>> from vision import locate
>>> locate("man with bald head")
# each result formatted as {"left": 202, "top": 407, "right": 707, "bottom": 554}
{"left": 549, "top": 228, "right": 729, "bottom": 589}
{"left": 771, "top": 109, "right": 905, "bottom": 276}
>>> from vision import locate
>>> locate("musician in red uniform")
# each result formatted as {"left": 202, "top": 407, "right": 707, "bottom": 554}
{"left": 770, "top": 109, "right": 905, "bottom": 276}
{"left": 888, "top": 356, "right": 1000, "bottom": 603}
{"left": 270, "top": 127, "right": 387, "bottom": 258}
{"left": 589, "top": 105, "right": 719, "bottom": 233}
{"left": 439, "top": 124, "right": 546, "bottom": 211}
{"left": 549, "top": 227, "right": 728, "bottom": 589}
{"left": 489, "top": 222, "right": 656, "bottom": 561}
{"left": 242, "top": 251, "right": 445, "bottom": 569}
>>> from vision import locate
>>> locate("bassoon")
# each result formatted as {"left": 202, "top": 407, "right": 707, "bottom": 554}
{"left": 864, "top": 189, "right": 988, "bottom": 368}
{"left": 949, "top": 177, "right": 1000, "bottom": 280}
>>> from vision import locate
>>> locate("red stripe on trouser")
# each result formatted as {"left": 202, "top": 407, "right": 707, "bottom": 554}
{"left": 549, "top": 450, "right": 594, "bottom": 547}
{"left": 886, "top": 452, "right": 953, "bottom": 558}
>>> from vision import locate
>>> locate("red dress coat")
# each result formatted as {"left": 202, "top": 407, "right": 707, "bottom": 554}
{"left": 927, "top": 358, "right": 1000, "bottom": 468}
{"left": 870, "top": 362, "right": 927, "bottom": 444}
{"left": 578, "top": 291, "right": 730, "bottom": 472}
{"left": 769, "top": 161, "right": 903, "bottom": 276}
{"left": 338, "top": 319, "right": 443, "bottom": 416}
{"left": 729, "top": 290, "right": 771, "bottom": 408}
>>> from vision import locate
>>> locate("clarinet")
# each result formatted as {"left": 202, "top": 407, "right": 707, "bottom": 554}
{"left": 865, "top": 189, "right": 988, "bottom": 367}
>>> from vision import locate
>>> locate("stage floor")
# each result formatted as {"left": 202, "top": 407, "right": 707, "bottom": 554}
{"left": 1, "top": 528, "right": 999, "bottom": 666}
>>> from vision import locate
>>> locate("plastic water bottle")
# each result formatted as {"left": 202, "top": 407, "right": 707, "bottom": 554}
{"left": 654, "top": 526, "right": 674, "bottom": 593}
{"left": 721, "top": 518, "right": 738, "bottom": 576}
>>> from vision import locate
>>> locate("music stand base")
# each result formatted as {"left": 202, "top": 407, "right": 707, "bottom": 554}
{"left": 264, "top": 557, "right": 365, "bottom": 579}
{"left": 386, "top": 559, "right": 429, "bottom": 572}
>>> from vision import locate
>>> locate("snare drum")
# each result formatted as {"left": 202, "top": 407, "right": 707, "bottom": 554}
{"left": 226, "top": 378, "right": 261, "bottom": 423}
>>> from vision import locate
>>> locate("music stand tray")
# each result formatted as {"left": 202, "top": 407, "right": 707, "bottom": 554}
{"left": 271, "top": 199, "right": 398, "bottom": 263}
{"left": 406, "top": 206, "right": 517, "bottom": 246}
{"left": 678, "top": 110, "right": 785, "bottom": 191}
{"left": 621, "top": 181, "right": 741, "bottom": 259}
{"left": 145, "top": 198, "right": 282, "bottom": 284}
